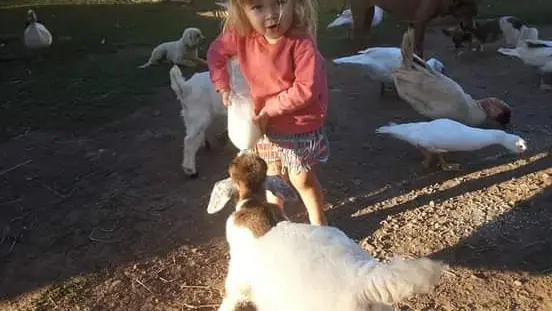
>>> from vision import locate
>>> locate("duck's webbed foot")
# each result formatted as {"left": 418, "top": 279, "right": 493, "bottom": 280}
{"left": 437, "top": 154, "right": 462, "bottom": 171}
{"left": 418, "top": 147, "right": 434, "bottom": 168}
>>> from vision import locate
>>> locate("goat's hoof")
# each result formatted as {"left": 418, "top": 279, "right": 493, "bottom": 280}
{"left": 183, "top": 167, "right": 199, "bottom": 179}
{"left": 441, "top": 163, "right": 462, "bottom": 172}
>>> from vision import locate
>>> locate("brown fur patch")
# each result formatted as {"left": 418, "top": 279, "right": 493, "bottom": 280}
{"left": 229, "top": 152, "right": 268, "bottom": 198}
{"left": 348, "top": 0, "right": 477, "bottom": 56}
{"left": 479, "top": 98, "right": 512, "bottom": 126}
{"left": 443, "top": 18, "right": 502, "bottom": 49}
{"left": 233, "top": 199, "right": 287, "bottom": 238}
{"left": 228, "top": 152, "right": 287, "bottom": 238}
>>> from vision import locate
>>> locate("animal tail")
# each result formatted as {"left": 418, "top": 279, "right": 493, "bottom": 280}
{"left": 399, "top": 27, "right": 415, "bottom": 69}
{"left": 169, "top": 65, "right": 191, "bottom": 103}
{"left": 359, "top": 257, "right": 445, "bottom": 305}
{"left": 399, "top": 27, "right": 430, "bottom": 71}
{"left": 497, "top": 47, "right": 520, "bottom": 57}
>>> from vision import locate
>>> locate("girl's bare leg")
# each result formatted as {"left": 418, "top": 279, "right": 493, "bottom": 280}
{"left": 266, "top": 161, "right": 285, "bottom": 209}
{"left": 288, "top": 168, "right": 327, "bottom": 226}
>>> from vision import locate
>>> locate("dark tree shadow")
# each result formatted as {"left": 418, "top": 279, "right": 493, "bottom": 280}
{"left": 430, "top": 182, "right": 552, "bottom": 275}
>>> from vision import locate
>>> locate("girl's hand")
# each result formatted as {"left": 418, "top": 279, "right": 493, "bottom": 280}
{"left": 253, "top": 109, "right": 269, "bottom": 133}
{"left": 221, "top": 90, "right": 231, "bottom": 107}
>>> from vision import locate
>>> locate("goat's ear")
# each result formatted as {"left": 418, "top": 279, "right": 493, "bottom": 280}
{"left": 264, "top": 176, "right": 298, "bottom": 202}
{"left": 207, "top": 177, "right": 238, "bottom": 214}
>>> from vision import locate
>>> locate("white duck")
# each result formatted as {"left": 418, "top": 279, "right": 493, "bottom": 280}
{"left": 498, "top": 16, "right": 539, "bottom": 48}
{"left": 498, "top": 39, "right": 552, "bottom": 90}
{"left": 23, "top": 9, "right": 52, "bottom": 58}
{"left": 327, "top": 6, "right": 384, "bottom": 30}
{"left": 332, "top": 47, "right": 445, "bottom": 96}
{"left": 392, "top": 28, "right": 512, "bottom": 127}
{"left": 375, "top": 118, "right": 528, "bottom": 171}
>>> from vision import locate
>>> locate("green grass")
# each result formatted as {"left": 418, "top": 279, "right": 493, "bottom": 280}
{"left": 0, "top": 1, "right": 224, "bottom": 140}
{"left": 0, "top": 0, "right": 550, "bottom": 140}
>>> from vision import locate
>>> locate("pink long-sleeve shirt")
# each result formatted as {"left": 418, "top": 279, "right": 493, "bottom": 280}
{"left": 207, "top": 28, "right": 328, "bottom": 134}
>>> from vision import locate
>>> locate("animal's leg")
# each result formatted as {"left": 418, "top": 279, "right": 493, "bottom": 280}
{"left": 182, "top": 113, "right": 210, "bottom": 178}
{"left": 138, "top": 46, "right": 161, "bottom": 68}
{"left": 417, "top": 147, "right": 434, "bottom": 168}
{"left": 413, "top": 22, "right": 428, "bottom": 57}
{"left": 437, "top": 154, "right": 462, "bottom": 171}
{"left": 349, "top": 0, "right": 369, "bottom": 49}
{"left": 540, "top": 73, "right": 552, "bottom": 91}
{"left": 192, "top": 47, "right": 209, "bottom": 66}
{"left": 218, "top": 259, "right": 251, "bottom": 311}
{"left": 379, "top": 82, "right": 385, "bottom": 97}
{"left": 32, "top": 49, "right": 45, "bottom": 63}
{"left": 182, "top": 130, "right": 205, "bottom": 178}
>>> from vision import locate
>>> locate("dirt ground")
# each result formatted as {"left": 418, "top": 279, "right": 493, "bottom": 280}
{"left": 1, "top": 25, "right": 551, "bottom": 311}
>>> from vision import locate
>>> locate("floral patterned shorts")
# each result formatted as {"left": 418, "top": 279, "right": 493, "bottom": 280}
{"left": 254, "top": 127, "right": 330, "bottom": 175}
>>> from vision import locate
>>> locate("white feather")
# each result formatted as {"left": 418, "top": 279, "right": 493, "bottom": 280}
{"left": 375, "top": 119, "right": 528, "bottom": 154}
{"left": 221, "top": 220, "right": 444, "bottom": 311}
{"left": 333, "top": 47, "right": 445, "bottom": 85}
{"left": 327, "top": 6, "right": 384, "bottom": 29}
{"left": 24, "top": 10, "right": 52, "bottom": 50}
{"left": 498, "top": 39, "right": 552, "bottom": 69}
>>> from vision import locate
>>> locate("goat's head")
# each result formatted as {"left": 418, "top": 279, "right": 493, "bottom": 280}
{"left": 229, "top": 151, "right": 268, "bottom": 201}
{"left": 206, "top": 151, "right": 298, "bottom": 215}
{"left": 225, "top": 152, "right": 287, "bottom": 241}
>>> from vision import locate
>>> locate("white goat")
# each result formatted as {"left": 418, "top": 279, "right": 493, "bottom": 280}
{"left": 169, "top": 58, "right": 247, "bottom": 177}
{"left": 215, "top": 152, "right": 445, "bottom": 311}
{"left": 169, "top": 65, "right": 226, "bottom": 177}
{"left": 139, "top": 27, "right": 207, "bottom": 69}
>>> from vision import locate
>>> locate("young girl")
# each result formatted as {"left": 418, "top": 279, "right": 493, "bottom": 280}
{"left": 207, "top": 0, "right": 329, "bottom": 225}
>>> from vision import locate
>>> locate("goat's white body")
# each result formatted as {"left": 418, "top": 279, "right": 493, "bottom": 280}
{"left": 220, "top": 220, "right": 444, "bottom": 311}
{"left": 169, "top": 57, "right": 246, "bottom": 176}
{"left": 169, "top": 65, "right": 227, "bottom": 176}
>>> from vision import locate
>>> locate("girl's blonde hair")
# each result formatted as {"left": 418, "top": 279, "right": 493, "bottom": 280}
{"left": 222, "top": 0, "right": 318, "bottom": 40}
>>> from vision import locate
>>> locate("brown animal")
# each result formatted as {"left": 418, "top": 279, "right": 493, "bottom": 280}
{"left": 228, "top": 152, "right": 288, "bottom": 238}
{"left": 348, "top": 0, "right": 478, "bottom": 56}
{"left": 442, "top": 18, "right": 504, "bottom": 52}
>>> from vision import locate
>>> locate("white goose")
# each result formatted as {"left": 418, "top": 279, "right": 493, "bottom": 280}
{"left": 498, "top": 16, "right": 539, "bottom": 48}
{"left": 376, "top": 118, "right": 528, "bottom": 171}
{"left": 332, "top": 47, "right": 445, "bottom": 96}
{"left": 498, "top": 39, "right": 552, "bottom": 90}
{"left": 327, "top": 6, "right": 384, "bottom": 29}
{"left": 392, "top": 28, "right": 512, "bottom": 127}
{"left": 23, "top": 9, "right": 52, "bottom": 58}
